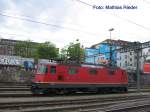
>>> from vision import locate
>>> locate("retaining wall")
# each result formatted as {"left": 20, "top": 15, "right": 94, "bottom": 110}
{"left": 0, "top": 66, "right": 34, "bottom": 83}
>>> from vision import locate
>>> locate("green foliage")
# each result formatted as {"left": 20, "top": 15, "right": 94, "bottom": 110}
{"left": 60, "top": 39, "right": 84, "bottom": 63}
{"left": 60, "top": 46, "right": 68, "bottom": 60}
{"left": 36, "top": 41, "right": 58, "bottom": 59}
{"left": 14, "top": 39, "right": 84, "bottom": 63}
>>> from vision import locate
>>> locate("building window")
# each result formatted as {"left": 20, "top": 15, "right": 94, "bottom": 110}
{"left": 130, "top": 58, "right": 132, "bottom": 61}
{"left": 130, "top": 52, "right": 132, "bottom": 55}
{"left": 125, "top": 61, "right": 127, "bottom": 66}
{"left": 125, "top": 55, "right": 127, "bottom": 59}
{"left": 37, "top": 65, "right": 48, "bottom": 74}
{"left": 89, "top": 69, "right": 98, "bottom": 75}
{"left": 68, "top": 68, "right": 78, "bottom": 75}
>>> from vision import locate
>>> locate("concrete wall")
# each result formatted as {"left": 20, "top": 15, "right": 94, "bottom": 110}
{"left": 0, "top": 66, "right": 34, "bottom": 83}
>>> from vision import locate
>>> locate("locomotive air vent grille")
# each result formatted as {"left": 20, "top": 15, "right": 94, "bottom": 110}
{"left": 108, "top": 69, "right": 115, "bottom": 75}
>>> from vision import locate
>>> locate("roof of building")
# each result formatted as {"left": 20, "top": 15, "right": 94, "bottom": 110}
{"left": 91, "top": 39, "right": 133, "bottom": 48}
{"left": 0, "top": 38, "right": 40, "bottom": 45}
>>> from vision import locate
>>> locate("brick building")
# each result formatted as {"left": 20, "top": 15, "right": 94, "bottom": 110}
{"left": 0, "top": 38, "right": 39, "bottom": 56}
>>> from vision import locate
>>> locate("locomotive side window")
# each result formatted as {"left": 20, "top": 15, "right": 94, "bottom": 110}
{"left": 37, "top": 65, "right": 48, "bottom": 74}
{"left": 89, "top": 69, "right": 98, "bottom": 75}
{"left": 51, "top": 66, "right": 56, "bottom": 74}
{"left": 68, "top": 68, "right": 78, "bottom": 75}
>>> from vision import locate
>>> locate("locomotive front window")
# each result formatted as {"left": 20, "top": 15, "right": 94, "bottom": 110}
{"left": 68, "top": 68, "right": 78, "bottom": 75}
{"left": 89, "top": 69, "right": 98, "bottom": 75}
{"left": 51, "top": 66, "right": 56, "bottom": 74}
{"left": 37, "top": 65, "right": 48, "bottom": 74}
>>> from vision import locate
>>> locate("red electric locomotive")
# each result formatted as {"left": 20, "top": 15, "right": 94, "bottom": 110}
{"left": 31, "top": 62, "right": 128, "bottom": 94}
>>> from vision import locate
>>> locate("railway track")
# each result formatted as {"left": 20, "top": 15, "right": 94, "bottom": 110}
{"left": 0, "top": 84, "right": 150, "bottom": 98}
{"left": 0, "top": 93, "right": 150, "bottom": 112}
{"left": 0, "top": 82, "right": 150, "bottom": 112}
{"left": 105, "top": 104, "right": 150, "bottom": 112}
{"left": 0, "top": 89, "right": 150, "bottom": 97}
{"left": 82, "top": 98, "right": 150, "bottom": 112}
{"left": 0, "top": 83, "right": 31, "bottom": 97}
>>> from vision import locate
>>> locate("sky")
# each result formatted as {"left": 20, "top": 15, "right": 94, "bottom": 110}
{"left": 0, "top": 0, "right": 150, "bottom": 49}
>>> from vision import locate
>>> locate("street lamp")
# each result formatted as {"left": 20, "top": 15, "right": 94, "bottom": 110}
{"left": 109, "top": 28, "right": 114, "bottom": 66}
{"left": 76, "top": 39, "right": 80, "bottom": 63}
{"left": 109, "top": 28, "right": 114, "bottom": 40}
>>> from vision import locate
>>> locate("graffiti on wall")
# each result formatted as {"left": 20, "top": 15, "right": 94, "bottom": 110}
{"left": 21, "top": 58, "right": 34, "bottom": 71}
{"left": 0, "top": 55, "right": 35, "bottom": 70}
{"left": 0, "top": 55, "right": 20, "bottom": 65}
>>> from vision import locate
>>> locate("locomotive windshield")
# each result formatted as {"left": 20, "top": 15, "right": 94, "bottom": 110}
{"left": 37, "top": 65, "right": 48, "bottom": 74}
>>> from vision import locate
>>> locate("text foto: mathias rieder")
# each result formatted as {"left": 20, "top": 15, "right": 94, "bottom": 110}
{"left": 93, "top": 5, "right": 138, "bottom": 10}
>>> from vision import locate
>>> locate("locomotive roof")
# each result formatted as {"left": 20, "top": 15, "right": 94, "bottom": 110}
{"left": 39, "top": 61, "right": 119, "bottom": 69}
{"left": 81, "top": 63, "right": 119, "bottom": 69}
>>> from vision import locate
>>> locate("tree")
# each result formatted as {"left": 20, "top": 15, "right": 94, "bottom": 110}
{"left": 36, "top": 41, "right": 58, "bottom": 59}
{"left": 59, "top": 46, "right": 68, "bottom": 60}
{"left": 60, "top": 39, "right": 84, "bottom": 63}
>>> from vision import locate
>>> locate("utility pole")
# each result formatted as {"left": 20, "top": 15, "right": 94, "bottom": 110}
{"left": 118, "top": 41, "right": 150, "bottom": 92}
{"left": 76, "top": 39, "right": 80, "bottom": 63}
{"left": 136, "top": 50, "right": 140, "bottom": 92}
{"left": 109, "top": 28, "right": 114, "bottom": 66}
{"left": 134, "top": 42, "right": 141, "bottom": 92}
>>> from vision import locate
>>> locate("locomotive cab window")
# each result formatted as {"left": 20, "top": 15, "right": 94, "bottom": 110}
{"left": 37, "top": 65, "right": 48, "bottom": 74}
{"left": 68, "top": 68, "right": 78, "bottom": 75}
{"left": 89, "top": 69, "right": 98, "bottom": 75}
{"left": 51, "top": 66, "right": 56, "bottom": 74}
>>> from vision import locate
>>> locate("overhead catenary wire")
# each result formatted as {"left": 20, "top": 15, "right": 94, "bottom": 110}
{"left": 0, "top": 12, "right": 100, "bottom": 36}
{"left": 143, "top": 0, "right": 150, "bottom": 5}
{"left": 75, "top": 0, "right": 93, "bottom": 7}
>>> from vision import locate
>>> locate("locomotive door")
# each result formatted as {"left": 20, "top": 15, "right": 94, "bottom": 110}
{"left": 50, "top": 65, "right": 65, "bottom": 81}
{"left": 57, "top": 66, "right": 66, "bottom": 81}
{"left": 49, "top": 65, "right": 57, "bottom": 81}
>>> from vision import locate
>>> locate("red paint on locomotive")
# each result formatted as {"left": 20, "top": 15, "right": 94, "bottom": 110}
{"left": 31, "top": 62, "right": 128, "bottom": 94}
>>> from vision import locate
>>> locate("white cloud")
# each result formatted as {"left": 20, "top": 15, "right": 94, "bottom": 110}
{"left": 0, "top": 0, "right": 150, "bottom": 49}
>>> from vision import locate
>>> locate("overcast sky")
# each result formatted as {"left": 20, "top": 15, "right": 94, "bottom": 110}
{"left": 0, "top": 0, "right": 150, "bottom": 48}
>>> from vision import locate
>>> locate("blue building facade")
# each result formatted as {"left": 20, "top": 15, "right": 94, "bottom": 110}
{"left": 85, "top": 43, "right": 117, "bottom": 65}
{"left": 85, "top": 48, "right": 99, "bottom": 64}
{"left": 98, "top": 43, "right": 117, "bottom": 65}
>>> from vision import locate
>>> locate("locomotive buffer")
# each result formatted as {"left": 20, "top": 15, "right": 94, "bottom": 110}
{"left": 117, "top": 41, "right": 150, "bottom": 92}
